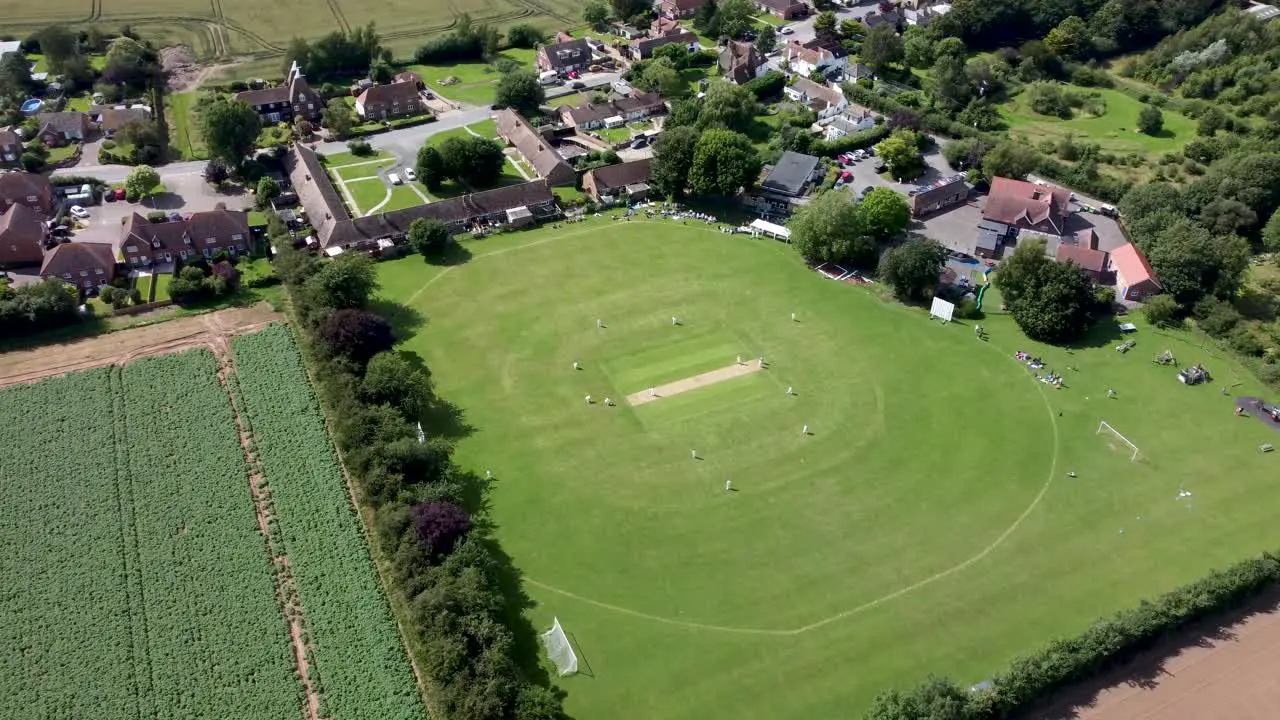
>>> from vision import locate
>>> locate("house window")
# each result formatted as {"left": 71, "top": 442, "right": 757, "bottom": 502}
{"left": 231, "top": 233, "right": 243, "bottom": 241}
{"left": 95, "top": 268, "right": 103, "bottom": 275}
{"left": 202, "top": 248, "right": 211, "bottom": 257}
{"left": 184, "top": 237, "right": 191, "bottom": 245}
{"left": 140, "top": 255, "right": 148, "bottom": 262}
{"left": 79, "top": 271, "right": 87, "bottom": 277}
{"left": 62, "top": 273, "right": 71, "bottom": 279}
{"left": 26, "top": 195, "right": 36, "bottom": 202}
{"left": 125, "top": 245, "right": 136, "bottom": 253}
{"left": 205, "top": 237, "right": 216, "bottom": 245}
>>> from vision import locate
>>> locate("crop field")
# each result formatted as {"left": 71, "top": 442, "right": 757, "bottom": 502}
{"left": 376, "top": 217, "right": 1280, "bottom": 719}
{"left": 0, "top": 333, "right": 425, "bottom": 720}
{"left": 0, "top": 0, "right": 577, "bottom": 65}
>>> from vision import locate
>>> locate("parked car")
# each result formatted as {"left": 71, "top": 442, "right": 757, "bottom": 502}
{"left": 631, "top": 137, "right": 649, "bottom": 149}
{"left": 568, "top": 80, "right": 585, "bottom": 89}
{"left": 114, "top": 188, "right": 127, "bottom": 200}
{"left": 859, "top": 185, "right": 875, "bottom": 198}
{"left": 388, "top": 173, "right": 402, "bottom": 185}
{"left": 839, "top": 171, "right": 852, "bottom": 182}
{"left": 567, "top": 70, "right": 580, "bottom": 79}
{"left": 779, "top": 25, "right": 794, "bottom": 34}
{"left": 589, "top": 64, "right": 604, "bottom": 72}
{"left": 69, "top": 205, "right": 90, "bottom": 219}
{"left": 404, "top": 168, "right": 417, "bottom": 181}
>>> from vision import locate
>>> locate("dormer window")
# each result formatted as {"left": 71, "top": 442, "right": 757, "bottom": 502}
{"left": 184, "top": 237, "right": 191, "bottom": 245}
{"left": 152, "top": 240, "right": 160, "bottom": 248}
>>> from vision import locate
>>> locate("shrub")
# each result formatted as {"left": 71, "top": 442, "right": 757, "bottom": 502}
{"left": 348, "top": 139, "right": 374, "bottom": 157}
{"left": 1142, "top": 294, "right": 1181, "bottom": 328}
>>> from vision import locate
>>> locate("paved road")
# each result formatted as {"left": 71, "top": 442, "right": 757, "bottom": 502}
{"left": 782, "top": 0, "right": 882, "bottom": 44}
{"left": 545, "top": 72, "right": 622, "bottom": 99}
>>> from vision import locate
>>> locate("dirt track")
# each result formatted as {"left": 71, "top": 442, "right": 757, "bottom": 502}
{"left": 626, "top": 361, "right": 764, "bottom": 406}
{"left": 0, "top": 304, "right": 282, "bottom": 387}
{"left": 1026, "top": 590, "right": 1280, "bottom": 720}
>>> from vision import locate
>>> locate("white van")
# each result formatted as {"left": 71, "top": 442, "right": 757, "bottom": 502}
{"left": 388, "top": 173, "right": 402, "bottom": 186}
{"left": 538, "top": 70, "right": 560, "bottom": 85}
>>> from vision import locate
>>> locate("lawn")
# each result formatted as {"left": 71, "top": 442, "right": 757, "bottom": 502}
{"left": 381, "top": 184, "right": 428, "bottom": 212}
{"left": 375, "top": 218, "right": 1279, "bottom": 719}
{"left": 1000, "top": 85, "right": 1197, "bottom": 158}
{"left": 320, "top": 149, "right": 392, "bottom": 166}
{"left": 754, "top": 11, "right": 789, "bottom": 26}
{"left": 46, "top": 143, "right": 78, "bottom": 163}
{"left": 154, "top": 272, "right": 171, "bottom": 301}
{"left": 167, "top": 90, "right": 208, "bottom": 161}
{"left": 335, "top": 157, "right": 396, "bottom": 181}
{"left": 343, "top": 177, "right": 390, "bottom": 215}
{"left": 406, "top": 48, "right": 538, "bottom": 107}
{"left": 136, "top": 274, "right": 153, "bottom": 301}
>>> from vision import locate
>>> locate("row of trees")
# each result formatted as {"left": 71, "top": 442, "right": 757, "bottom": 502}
{"left": 281, "top": 23, "right": 385, "bottom": 82}
{"left": 0, "top": 279, "right": 84, "bottom": 339}
{"left": 863, "top": 550, "right": 1280, "bottom": 720}
{"left": 271, "top": 241, "right": 565, "bottom": 720}
{"left": 650, "top": 82, "right": 767, "bottom": 199}
{"left": 790, "top": 189, "right": 913, "bottom": 269}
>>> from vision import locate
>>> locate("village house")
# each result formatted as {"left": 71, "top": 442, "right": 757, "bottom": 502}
{"left": 661, "top": 0, "right": 712, "bottom": 17}
{"left": 95, "top": 107, "right": 152, "bottom": 137}
{"left": 558, "top": 92, "right": 666, "bottom": 130}
{"left": 0, "top": 203, "right": 47, "bottom": 268}
{"left": 785, "top": 38, "right": 848, "bottom": 77}
{"left": 719, "top": 41, "right": 767, "bottom": 84}
{"left": 631, "top": 29, "right": 698, "bottom": 60}
{"left": 651, "top": 16, "right": 683, "bottom": 36}
{"left": 784, "top": 77, "right": 846, "bottom": 119}
{"left": 756, "top": 0, "right": 810, "bottom": 19}
{"left": 536, "top": 38, "right": 593, "bottom": 75}
{"left": 982, "top": 177, "right": 1072, "bottom": 236}
{"left": 34, "top": 112, "right": 90, "bottom": 145}
{"left": 823, "top": 106, "right": 876, "bottom": 139}
{"left": 1109, "top": 242, "right": 1162, "bottom": 301}
{"left": 0, "top": 126, "right": 21, "bottom": 164}
{"left": 582, "top": 158, "right": 652, "bottom": 202}
{"left": 233, "top": 62, "right": 321, "bottom": 124}
{"left": 1055, "top": 242, "right": 1108, "bottom": 283}
{"left": 355, "top": 78, "right": 425, "bottom": 120}
{"left": 119, "top": 209, "right": 251, "bottom": 267}
{"left": 908, "top": 174, "right": 968, "bottom": 217}
{"left": 0, "top": 172, "right": 56, "bottom": 215}
{"left": 40, "top": 241, "right": 118, "bottom": 289}
{"left": 495, "top": 109, "right": 576, "bottom": 186}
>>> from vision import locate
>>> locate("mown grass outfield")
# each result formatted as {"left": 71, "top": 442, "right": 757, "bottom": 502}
{"left": 376, "top": 218, "right": 1279, "bottom": 719}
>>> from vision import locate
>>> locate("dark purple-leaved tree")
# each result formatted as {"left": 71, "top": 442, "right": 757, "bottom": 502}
{"left": 318, "top": 308, "right": 395, "bottom": 364}
{"left": 412, "top": 501, "right": 471, "bottom": 559}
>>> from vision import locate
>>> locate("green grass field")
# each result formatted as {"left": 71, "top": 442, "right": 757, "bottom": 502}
{"left": 168, "top": 91, "right": 208, "bottom": 161}
{"left": 375, "top": 218, "right": 1280, "bottom": 719}
{"left": 1000, "top": 85, "right": 1196, "bottom": 157}
{"left": 343, "top": 178, "right": 391, "bottom": 216}
{"left": 408, "top": 48, "right": 538, "bottom": 107}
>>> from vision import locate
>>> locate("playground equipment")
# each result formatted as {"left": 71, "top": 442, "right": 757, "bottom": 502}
{"left": 975, "top": 282, "right": 990, "bottom": 312}
{"left": 1115, "top": 339, "right": 1136, "bottom": 353}
{"left": 1153, "top": 350, "right": 1176, "bottom": 366}
{"left": 1177, "top": 364, "right": 1211, "bottom": 385}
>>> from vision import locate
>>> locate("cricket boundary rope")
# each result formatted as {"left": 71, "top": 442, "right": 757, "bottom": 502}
{"left": 406, "top": 218, "right": 1064, "bottom": 636}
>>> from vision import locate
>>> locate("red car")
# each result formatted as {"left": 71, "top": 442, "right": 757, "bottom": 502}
{"left": 840, "top": 171, "right": 852, "bottom": 182}
{"left": 114, "top": 187, "right": 126, "bottom": 200}
{"left": 567, "top": 70, "right": 580, "bottom": 79}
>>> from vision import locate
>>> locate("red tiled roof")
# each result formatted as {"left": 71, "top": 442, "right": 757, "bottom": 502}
{"left": 983, "top": 177, "right": 1071, "bottom": 234}
{"left": 1110, "top": 242, "right": 1159, "bottom": 288}
{"left": 1055, "top": 243, "right": 1107, "bottom": 274}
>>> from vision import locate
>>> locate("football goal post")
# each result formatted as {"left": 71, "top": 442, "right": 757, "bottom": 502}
{"left": 540, "top": 618, "right": 579, "bottom": 676}
{"left": 1097, "top": 421, "right": 1139, "bottom": 461}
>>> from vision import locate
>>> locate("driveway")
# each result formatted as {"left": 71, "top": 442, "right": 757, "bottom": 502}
{"left": 781, "top": 0, "right": 881, "bottom": 44}
{"left": 545, "top": 72, "right": 621, "bottom": 99}
{"left": 313, "top": 106, "right": 495, "bottom": 168}
{"left": 67, "top": 171, "right": 253, "bottom": 246}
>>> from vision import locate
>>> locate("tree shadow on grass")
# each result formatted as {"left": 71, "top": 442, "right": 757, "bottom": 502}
{"left": 370, "top": 298, "right": 427, "bottom": 337}
{"left": 1067, "top": 315, "right": 1127, "bottom": 350}
{"left": 421, "top": 397, "right": 475, "bottom": 441}
{"left": 431, "top": 241, "right": 473, "bottom": 267}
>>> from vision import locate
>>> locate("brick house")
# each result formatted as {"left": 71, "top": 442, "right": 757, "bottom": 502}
{"left": 40, "top": 241, "right": 117, "bottom": 289}
{"left": 35, "top": 112, "right": 90, "bottom": 145}
{"left": 720, "top": 41, "right": 767, "bottom": 84}
{"left": 495, "top": 109, "right": 576, "bottom": 186}
{"left": 1055, "top": 242, "right": 1108, "bottom": 283}
{"left": 784, "top": 77, "right": 847, "bottom": 119}
{"left": 908, "top": 174, "right": 968, "bottom": 217}
{"left": 233, "top": 61, "right": 321, "bottom": 124}
{"left": 1109, "top": 242, "right": 1162, "bottom": 301}
{"left": 785, "top": 38, "right": 848, "bottom": 76}
{"left": 0, "top": 203, "right": 47, "bottom": 268}
{"left": 536, "top": 38, "right": 593, "bottom": 75}
{"left": 582, "top": 158, "right": 652, "bottom": 201}
{"left": 96, "top": 107, "right": 152, "bottom": 138}
{"left": 982, "top": 177, "right": 1071, "bottom": 235}
{"left": 355, "top": 79, "right": 424, "bottom": 120}
{"left": 631, "top": 30, "right": 699, "bottom": 60}
{"left": 558, "top": 92, "right": 666, "bottom": 130}
{"left": 0, "top": 172, "right": 56, "bottom": 214}
{"left": 756, "top": 0, "right": 810, "bottom": 19}
{"left": 0, "top": 126, "right": 22, "bottom": 164}
{"left": 119, "top": 210, "right": 251, "bottom": 267}
{"left": 661, "top": 0, "right": 711, "bottom": 17}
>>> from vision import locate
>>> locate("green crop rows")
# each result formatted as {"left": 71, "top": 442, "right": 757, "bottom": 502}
{"left": 0, "top": 352, "right": 299, "bottom": 720}
{"left": 231, "top": 325, "right": 425, "bottom": 720}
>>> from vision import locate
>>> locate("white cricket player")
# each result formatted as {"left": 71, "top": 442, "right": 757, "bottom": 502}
{"left": 573, "top": 360, "right": 580, "bottom": 370}
{"left": 758, "top": 356, "right": 765, "bottom": 367}
{"left": 485, "top": 469, "right": 492, "bottom": 479}
{"left": 791, "top": 312, "right": 797, "bottom": 322}
{"left": 725, "top": 480, "right": 732, "bottom": 492}
{"left": 802, "top": 424, "right": 809, "bottom": 435}
{"left": 597, "top": 318, "right": 603, "bottom": 328}
{"left": 604, "top": 397, "right": 612, "bottom": 406}
{"left": 786, "top": 386, "right": 794, "bottom": 396}
{"left": 672, "top": 315, "right": 679, "bottom": 325}
{"left": 691, "top": 449, "right": 697, "bottom": 460}
{"left": 650, "top": 387, "right": 656, "bottom": 396}
{"left": 736, "top": 354, "right": 743, "bottom": 364}
{"left": 584, "top": 394, "right": 592, "bottom": 404}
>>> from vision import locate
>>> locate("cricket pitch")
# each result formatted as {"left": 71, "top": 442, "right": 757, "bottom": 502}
{"left": 626, "top": 362, "right": 764, "bottom": 406}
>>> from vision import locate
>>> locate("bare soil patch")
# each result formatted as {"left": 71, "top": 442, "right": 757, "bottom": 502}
{"left": 626, "top": 361, "right": 764, "bottom": 406}
{"left": 0, "top": 304, "right": 281, "bottom": 387}
{"left": 1024, "top": 587, "right": 1280, "bottom": 720}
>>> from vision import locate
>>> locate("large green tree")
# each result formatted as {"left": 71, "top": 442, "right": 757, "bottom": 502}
{"left": 717, "top": 0, "right": 756, "bottom": 39}
{"left": 875, "top": 129, "right": 926, "bottom": 181}
{"left": 1146, "top": 220, "right": 1250, "bottom": 308}
{"left": 857, "top": 188, "right": 911, "bottom": 239}
{"left": 1043, "top": 15, "right": 1089, "bottom": 58}
{"left": 861, "top": 26, "right": 904, "bottom": 74}
{"left": 35, "top": 25, "right": 80, "bottom": 73}
{"left": 698, "top": 81, "right": 758, "bottom": 132}
{"left": 124, "top": 165, "right": 161, "bottom": 201}
{"left": 878, "top": 236, "right": 948, "bottom": 301}
{"left": 650, "top": 125, "right": 699, "bottom": 198}
{"left": 981, "top": 139, "right": 1037, "bottom": 181}
{"left": 437, "top": 136, "right": 506, "bottom": 188}
{"left": 995, "top": 239, "right": 1097, "bottom": 343}
{"left": 415, "top": 145, "right": 447, "bottom": 191}
{"left": 790, "top": 190, "right": 877, "bottom": 266}
{"left": 640, "top": 57, "right": 687, "bottom": 97}
{"left": 495, "top": 69, "right": 545, "bottom": 117}
{"left": 583, "top": 0, "right": 610, "bottom": 30}
{"left": 1136, "top": 104, "right": 1163, "bottom": 135}
{"left": 322, "top": 99, "right": 356, "bottom": 140}
{"left": 200, "top": 98, "right": 262, "bottom": 164}
{"left": 687, "top": 129, "right": 760, "bottom": 197}
{"left": 362, "top": 351, "right": 434, "bottom": 421}
{"left": 407, "top": 218, "right": 453, "bottom": 258}
{"left": 304, "top": 253, "right": 378, "bottom": 311}
{"left": 755, "top": 25, "right": 777, "bottom": 55}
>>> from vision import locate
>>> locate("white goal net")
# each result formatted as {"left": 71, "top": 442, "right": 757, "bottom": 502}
{"left": 1097, "top": 421, "right": 1139, "bottom": 461}
{"left": 540, "top": 618, "right": 579, "bottom": 676}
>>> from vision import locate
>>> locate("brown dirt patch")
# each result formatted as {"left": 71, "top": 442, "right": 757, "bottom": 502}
{"left": 626, "top": 361, "right": 764, "bottom": 406}
{"left": 1024, "top": 587, "right": 1280, "bottom": 720}
{"left": 0, "top": 304, "right": 281, "bottom": 387}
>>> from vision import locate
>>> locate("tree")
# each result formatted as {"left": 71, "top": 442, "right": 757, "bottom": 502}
{"left": 640, "top": 57, "right": 687, "bottom": 97}
{"left": 369, "top": 59, "right": 394, "bottom": 84}
{"left": 687, "top": 129, "right": 761, "bottom": 197}
{"left": 506, "top": 23, "right": 545, "bottom": 48}
{"left": 583, "top": 0, "right": 610, "bottom": 31}
{"left": 200, "top": 98, "right": 262, "bottom": 164}
{"left": 318, "top": 309, "right": 396, "bottom": 363}
{"left": 698, "top": 81, "right": 757, "bottom": 132}
{"left": 861, "top": 26, "right": 904, "bottom": 74}
{"left": 942, "top": 137, "right": 986, "bottom": 170}
{"left": 1263, "top": 212, "right": 1280, "bottom": 253}
{"left": 1136, "top": 104, "right": 1163, "bottom": 136}
{"left": 790, "top": 190, "right": 877, "bottom": 266}
{"left": 168, "top": 265, "right": 211, "bottom": 303}
{"left": 438, "top": 136, "right": 506, "bottom": 188}
{"left": 650, "top": 125, "right": 699, "bottom": 198}
{"left": 495, "top": 69, "right": 545, "bottom": 117}
{"left": 35, "top": 25, "right": 79, "bottom": 73}
{"left": 996, "top": 239, "right": 1097, "bottom": 343}
{"left": 407, "top": 218, "right": 452, "bottom": 258}
{"left": 1119, "top": 182, "right": 1181, "bottom": 224}
{"left": 256, "top": 176, "right": 280, "bottom": 206}
{"left": 273, "top": 244, "right": 318, "bottom": 287}
{"left": 717, "top": 0, "right": 756, "bottom": 39}
{"left": 653, "top": 43, "right": 692, "bottom": 69}
{"left": 611, "top": 0, "right": 650, "bottom": 23}
{"left": 879, "top": 236, "right": 948, "bottom": 301}
{"left": 415, "top": 145, "right": 447, "bottom": 191}
{"left": 981, "top": 139, "right": 1037, "bottom": 180}
{"left": 875, "top": 130, "right": 926, "bottom": 181}
{"left": 864, "top": 676, "right": 969, "bottom": 720}
{"left": 813, "top": 11, "right": 839, "bottom": 38}
{"left": 1044, "top": 15, "right": 1088, "bottom": 58}
{"left": 412, "top": 501, "right": 471, "bottom": 560}
{"left": 124, "top": 165, "right": 161, "bottom": 202}
{"left": 102, "top": 37, "right": 160, "bottom": 89}
{"left": 1146, "top": 220, "right": 1249, "bottom": 308}
{"left": 755, "top": 25, "right": 777, "bottom": 55}
{"left": 1197, "top": 106, "right": 1226, "bottom": 136}
{"left": 1142, "top": 294, "right": 1181, "bottom": 328}
{"left": 857, "top": 188, "right": 911, "bottom": 239}
{"left": 294, "top": 117, "right": 314, "bottom": 139}
{"left": 0, "top": 51, "right": 35, "bottom": 96}
{"left": 322, "top": 99, "right": 356, "bottom": 140}
{"left": 203, "top": 159, "right": 230, "bottom": 186}
{"left": 362, "top": 351, "right": 434, "bottom": 420}
{"left": 304, "top": 253, "right": 378, "bottom": 310}
{"left": 903, "top": 31, "right": 934, "bottom": 68}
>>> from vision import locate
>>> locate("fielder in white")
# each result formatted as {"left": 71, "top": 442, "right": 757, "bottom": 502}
{"left": 725, "top": 480, "right": 732, "bottom": 492}
{"left": 691, "top": 449, "right": 697, "bottom": 460}
{"left": 786, "top": 386, "right": 794, "bottom": 396}
{"left": 802, "top": 424, "right": 809, "bottom": 435}
{"left": 584, "top": 394, "right": 592, "bottom": 404}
